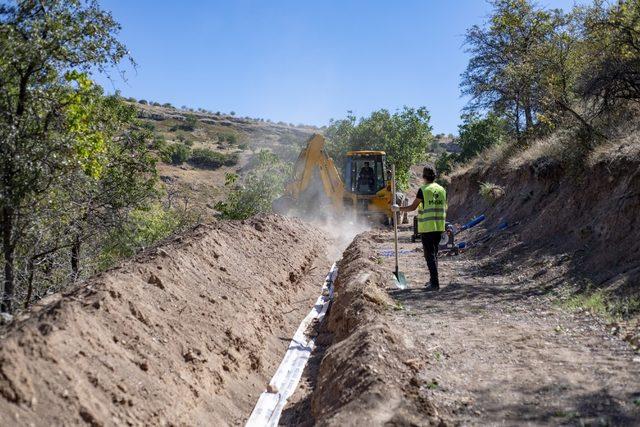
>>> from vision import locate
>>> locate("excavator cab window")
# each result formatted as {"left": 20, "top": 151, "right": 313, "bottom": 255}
{"left": 345, "top": 155, "right": 386, "bottom": 195}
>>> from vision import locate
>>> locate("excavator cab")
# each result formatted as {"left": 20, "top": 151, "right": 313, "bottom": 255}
{"left": 344, "top": 151, "right": 387, "bottom": 196}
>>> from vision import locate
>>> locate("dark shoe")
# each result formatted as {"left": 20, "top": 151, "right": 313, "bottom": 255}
{"left": 424, "top": 283, "right": 440, "bottom": 291}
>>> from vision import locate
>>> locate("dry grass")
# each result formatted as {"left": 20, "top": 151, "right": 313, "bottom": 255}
{"left": 507, "top": 133, "right": 567, "bottom": 170}
{"left": 587, "top": 130, "right": 640, "bottom": 167}
{"left": 479, "top": 181, "right": 505, "bottom": 203}
{"left": 449, "top": 143, "right": 513, "bottom": 178}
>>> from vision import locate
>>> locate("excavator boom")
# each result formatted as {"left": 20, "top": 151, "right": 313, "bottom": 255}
{"left": 273, "top": 134, "right": 344, "bottom": 215}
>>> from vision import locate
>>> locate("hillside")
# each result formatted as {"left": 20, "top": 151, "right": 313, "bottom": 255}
{"left": 134, "top": 103, "right": 319, "bottom": 218}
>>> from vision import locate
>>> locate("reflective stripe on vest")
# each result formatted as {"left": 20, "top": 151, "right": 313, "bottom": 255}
{"left": 417, "top": 183, "right": 447, "bottom": 233}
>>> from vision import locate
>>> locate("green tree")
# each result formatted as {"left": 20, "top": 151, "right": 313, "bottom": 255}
{"left": 325, "top": 107, "right": 433, "bottom": 188}
{"left": 0, "top": 0, "right": 131, "bottom": 312}
{"left": 457, "top": 113, "right": 508, "bottom": 161}
{"left": 435, "top": 152, "right": 457, "bottom": 177}
{"left": 462, "top": 0, "right": 564, "bottom": 137}
{"left": 579, "top": 0, "right": 640, "bottom": 113}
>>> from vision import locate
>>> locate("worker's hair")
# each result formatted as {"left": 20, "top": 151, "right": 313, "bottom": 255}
{"left": 423, "top": 164, "right": 437, "bottom": 182}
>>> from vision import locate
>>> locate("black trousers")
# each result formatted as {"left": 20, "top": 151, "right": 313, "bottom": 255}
{"left": 421, "top": 232, "right": 442, "bottom": 287}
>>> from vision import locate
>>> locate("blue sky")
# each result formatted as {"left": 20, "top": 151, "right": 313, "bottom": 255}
{"left": 95, "top": 0, "right": 585, "bottom": 134}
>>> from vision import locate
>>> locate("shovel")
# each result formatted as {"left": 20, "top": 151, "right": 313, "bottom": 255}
{"left": 391, "top": 165, "right": 407, "bottom": 289}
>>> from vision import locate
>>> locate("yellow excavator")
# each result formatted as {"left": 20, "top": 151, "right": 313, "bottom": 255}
{"left": 273, "top": 134, "right": 408, "bottom": 223}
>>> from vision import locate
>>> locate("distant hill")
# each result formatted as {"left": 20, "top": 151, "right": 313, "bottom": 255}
{"left": 132, "top": 102, "right": 318, "bottom": 219}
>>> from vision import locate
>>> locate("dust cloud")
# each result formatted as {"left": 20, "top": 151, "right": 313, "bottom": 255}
{"left": 308, "top": 213, "right": 371, "bottom": 261}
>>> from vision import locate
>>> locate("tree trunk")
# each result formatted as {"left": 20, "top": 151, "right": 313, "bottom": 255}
{"left": 524, "top": 104, "right": 534, "bottom": 130}
{"left": 23, "top": 256, "right": 35, "bottom": 310}
{"left": 70, "top": 234, "right": 81, "bottom": 282}
{"left": 1, "top": 206, "right": 15, "bottom": 313}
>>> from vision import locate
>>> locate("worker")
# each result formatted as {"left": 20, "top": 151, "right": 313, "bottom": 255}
{"left": 393, "top": 164, "right": 447, "bottom": 291}
{"left": 357, "top": 162, "right": 375, "bottom": 190}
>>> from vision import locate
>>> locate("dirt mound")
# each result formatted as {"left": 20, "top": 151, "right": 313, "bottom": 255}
{"left": 309, "top": 235, "right": 446, "bottom": 426}
{"left": 0, "top": 215, "right": 330, "bottom": 426}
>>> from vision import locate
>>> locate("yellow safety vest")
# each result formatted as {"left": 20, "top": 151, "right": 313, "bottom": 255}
{"left": 417, "top": 183, "right": 447, "bottom": 233}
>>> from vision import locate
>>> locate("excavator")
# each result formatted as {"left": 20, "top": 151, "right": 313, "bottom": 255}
{"left": 272, "top": 134, "right": 408, "bottom": 223}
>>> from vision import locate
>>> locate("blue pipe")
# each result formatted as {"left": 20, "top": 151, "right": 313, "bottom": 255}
{"left": 461, "top": 214, "right": 486, "bottom": 231}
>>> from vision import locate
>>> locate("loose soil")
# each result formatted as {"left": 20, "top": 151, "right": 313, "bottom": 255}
{"left": 0, "top": 215, "right": 331, "bottom": 426}
{"left": 307, "top": 226, "right": 640, "bottom": 426}
{"left": 378, "top": 224, "right": 640, "bottom": 425}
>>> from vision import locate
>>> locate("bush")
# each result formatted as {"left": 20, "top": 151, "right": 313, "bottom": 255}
{"left": 479, "top": 181, "right": 505, "bottom": 203}
{"left": 98, "top": 204, "right": 196, "bottom": 268}
{"left": 138, "top": 99, "right": 148, "bottom": 105}
{"left": 162, "top": 102, "right": 174, "bottom": 108}
{"left": 184, "top": 114, "right": 197, "bottom": 130}
{"left": 218, "top": 132, "right": 237, "bottom": 144}
{"left": 230, "top": 111, "right": 236, "bottom": 116}
{"left": 435, "top": 152, "right": 457, "bottom": 176}
{"left": 162, "top": 143, "right": 191, "bottom": 165}
{"left": 215, "top": 151, "right": 291, "bottom": 219}
{"left": 140, "top": 122, "right": 155, "bottom": 131}
{"left": 188, "top": 148, "right": 238, "bottom": 169}
{"left": 152, "top": 134, "right": 168, "bottom": 151}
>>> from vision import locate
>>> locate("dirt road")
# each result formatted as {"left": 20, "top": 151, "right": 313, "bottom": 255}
{"left": 371, "top": 226, "right": 640, "bottom": 425}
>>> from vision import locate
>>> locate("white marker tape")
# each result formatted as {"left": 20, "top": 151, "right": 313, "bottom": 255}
{"left": 245, "top": 263, "right": 337, "bottom": 427}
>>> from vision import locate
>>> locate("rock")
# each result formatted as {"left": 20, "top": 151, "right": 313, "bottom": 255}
{"left": 0, "top": 312, "right": 14, "bottom": 324}
{"left": 147, "top": 273, "right": 164, "bottom": 289}
{"left": 403, "top": 358, "right": 422, "bottom": 371}
{"left": 266, "top": 384, "right": 279, "bottom": 394}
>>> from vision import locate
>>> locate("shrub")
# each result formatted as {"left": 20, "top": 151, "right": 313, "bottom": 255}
{"left": 152, "top": 134, "right": 168, "bottom": 151}
{"left": 215, "top": 151, "right": 291, "bottom": 219}
{"left": 162, "top": 143, "right": 191, "bottom": 165}
{"left": 188, "top": 148, "right": 238, "bottom": 169}
{"left": 162, "top": 102, "right": 173, "bottom": 108}
{"left": 230, "top": 111, "right": 236, "bottom": 116}
{"left": 185, "top": 114, "right": 197, "bottom": 129}
{"left": 98, "top": 204, "right": 197, "bottom": 268}
{"left": 140, "top": 122, "right": 155, "bottom": 131}
{"left": 218, "top": 132, "right": 238, "bottom": 145}
{"left": 435, "top": 152, "right": 457, "bottom": 176}
{"left": 138, "top": 99, "right": 148, "bottom": 105}
{"left": 479, "top": 181, "right": 505, "bottom": 203}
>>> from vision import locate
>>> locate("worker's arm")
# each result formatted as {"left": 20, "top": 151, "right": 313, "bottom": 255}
{"left": 399, "top": 197, "right": 421, "bottom": 213}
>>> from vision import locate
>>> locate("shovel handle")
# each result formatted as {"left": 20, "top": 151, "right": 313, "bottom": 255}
{"left": 391, "top": 165, "right": 399, "bottom": 272}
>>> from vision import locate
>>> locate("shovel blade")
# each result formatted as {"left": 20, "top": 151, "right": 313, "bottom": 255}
{"left": 393, "top": 271, "right": 408, "bottom": 289}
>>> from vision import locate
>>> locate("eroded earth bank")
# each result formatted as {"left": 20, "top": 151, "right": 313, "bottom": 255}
{"left": 0, "top": 215, "right": 331, "bottom": 426}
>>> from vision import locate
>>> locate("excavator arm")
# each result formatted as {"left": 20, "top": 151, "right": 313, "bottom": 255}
{"left": 274, "top": 134, "right": 345, "bottom": 215}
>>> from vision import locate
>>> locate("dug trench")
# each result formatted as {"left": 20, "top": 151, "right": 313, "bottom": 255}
{"left": 293, "top": 142, "right": 640, "bottom": 425}
{"left": 0, "top": 215, "right": 333, "bottom": 426}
